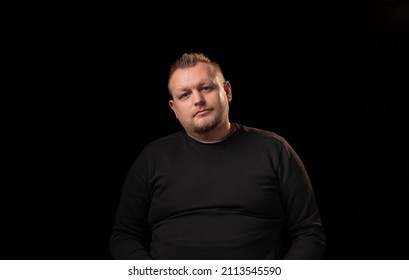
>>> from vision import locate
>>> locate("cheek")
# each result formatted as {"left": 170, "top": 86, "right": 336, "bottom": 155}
{"left": 172, "top": 104, "right": 188, "bottom": 119}
{"left": 178, "top": 102, "right": 191, "bottom": 112}
{"left": 176, "top": 109, "right": 189, "bottom": 119}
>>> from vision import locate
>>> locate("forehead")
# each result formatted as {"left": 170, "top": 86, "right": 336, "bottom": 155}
{"left": 170, "top": 62, "right": 216, "bottom": 87}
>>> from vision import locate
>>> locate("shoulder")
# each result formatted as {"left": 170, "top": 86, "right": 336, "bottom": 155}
{"left": 235, "top": 123, "right": 301, "bottom": 161}
{"left": 131, "top": 131, "right": 186, "bottom": 164}
{"left": 144, "top": 130, "right": 186, "bottom": 150}
{"left": 235, "top": 123, "right": 286, "bottom": 144}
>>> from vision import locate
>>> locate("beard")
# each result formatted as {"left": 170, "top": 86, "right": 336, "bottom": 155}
{"left": 193, "top": 120, "right": 218, "bottom": 134}
{"left": 192, "top": 112, "right": 227, "bottom": 134}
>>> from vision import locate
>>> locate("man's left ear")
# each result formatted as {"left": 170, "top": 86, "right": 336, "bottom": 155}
{"left": 224, "top": 81, "right": 232, "bottom": 102}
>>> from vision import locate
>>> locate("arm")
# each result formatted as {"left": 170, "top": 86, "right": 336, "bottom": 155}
{"left": 110, "top": 152, "right": 153, "bottom": 259}
{"left": 278, "top": 141, "right": 326, "bottom": 259}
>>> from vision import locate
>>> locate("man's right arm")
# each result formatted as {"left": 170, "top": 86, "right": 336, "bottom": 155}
{"left": 109, "top": 153, "right": 153, "bottom": 260}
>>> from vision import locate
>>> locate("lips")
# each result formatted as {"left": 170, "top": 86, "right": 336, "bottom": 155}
{"left": 194, "top": 109, "right": 210, "bottom": 117}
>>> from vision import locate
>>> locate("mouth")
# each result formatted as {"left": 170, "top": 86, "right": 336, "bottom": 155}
{"left": 194, "top": 109, "right": 210, "bottom": 117}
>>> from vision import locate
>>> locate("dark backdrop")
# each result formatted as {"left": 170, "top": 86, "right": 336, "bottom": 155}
{"left": 3, "top": 1, "right": 408, "bottom": 260}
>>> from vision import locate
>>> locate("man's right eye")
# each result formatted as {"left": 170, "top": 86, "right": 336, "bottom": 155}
{"left": 180, "top": 93, "right": 189, "bottom": 99}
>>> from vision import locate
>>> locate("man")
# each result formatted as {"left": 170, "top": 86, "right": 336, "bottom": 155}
{"left": 110, "top": 52, "right": 326, "bottom": 259}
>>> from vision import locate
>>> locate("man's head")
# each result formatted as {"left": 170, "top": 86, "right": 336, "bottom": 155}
{"left": 168, "top": 53, "right": 232, "bottom": 139}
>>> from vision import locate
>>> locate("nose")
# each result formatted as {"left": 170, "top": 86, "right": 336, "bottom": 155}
{"left": 192, "top": 91, "right": 205, "bottom": 105}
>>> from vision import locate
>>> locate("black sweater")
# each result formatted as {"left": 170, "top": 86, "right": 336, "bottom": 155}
{"left": 110, "top": 124, "right": 326, "bottom": 259}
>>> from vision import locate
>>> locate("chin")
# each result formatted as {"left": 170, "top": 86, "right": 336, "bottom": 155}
{"left": 194, "top": 120, "right": 219, "bottom": 134}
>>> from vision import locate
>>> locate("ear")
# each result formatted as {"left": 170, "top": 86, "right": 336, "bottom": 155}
{"left": 224, "top": 81, "right": 232, "bottom": 102}
{"left": 169, "top": 100, "right": 179, "bottom": 118}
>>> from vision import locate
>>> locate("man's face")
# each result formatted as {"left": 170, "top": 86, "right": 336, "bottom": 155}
{"left": 168, "top": 62, "right": 231, "bottom": 135}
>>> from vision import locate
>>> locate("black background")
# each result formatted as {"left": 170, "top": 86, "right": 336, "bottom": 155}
{"left": 3, "top": 1, "right": 408, "bottom": 260}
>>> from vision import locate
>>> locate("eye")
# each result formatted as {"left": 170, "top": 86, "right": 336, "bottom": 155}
{"left": 201, "top": 86, "right": 212, "bottom": 93}
{"left": 180, "top": 92, "right": 190, "bottom": 100}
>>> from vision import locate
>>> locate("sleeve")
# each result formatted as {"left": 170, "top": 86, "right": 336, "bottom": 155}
{"left": 278, "top": 141, "right": 326, "bottom": 259}
{"left": 109, "top": 150, "right": 154, "bottom": 259}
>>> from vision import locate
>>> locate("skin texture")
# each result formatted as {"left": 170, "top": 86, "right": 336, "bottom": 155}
{"left": 168, "top": 62, "right": 235, "bottom": 143}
